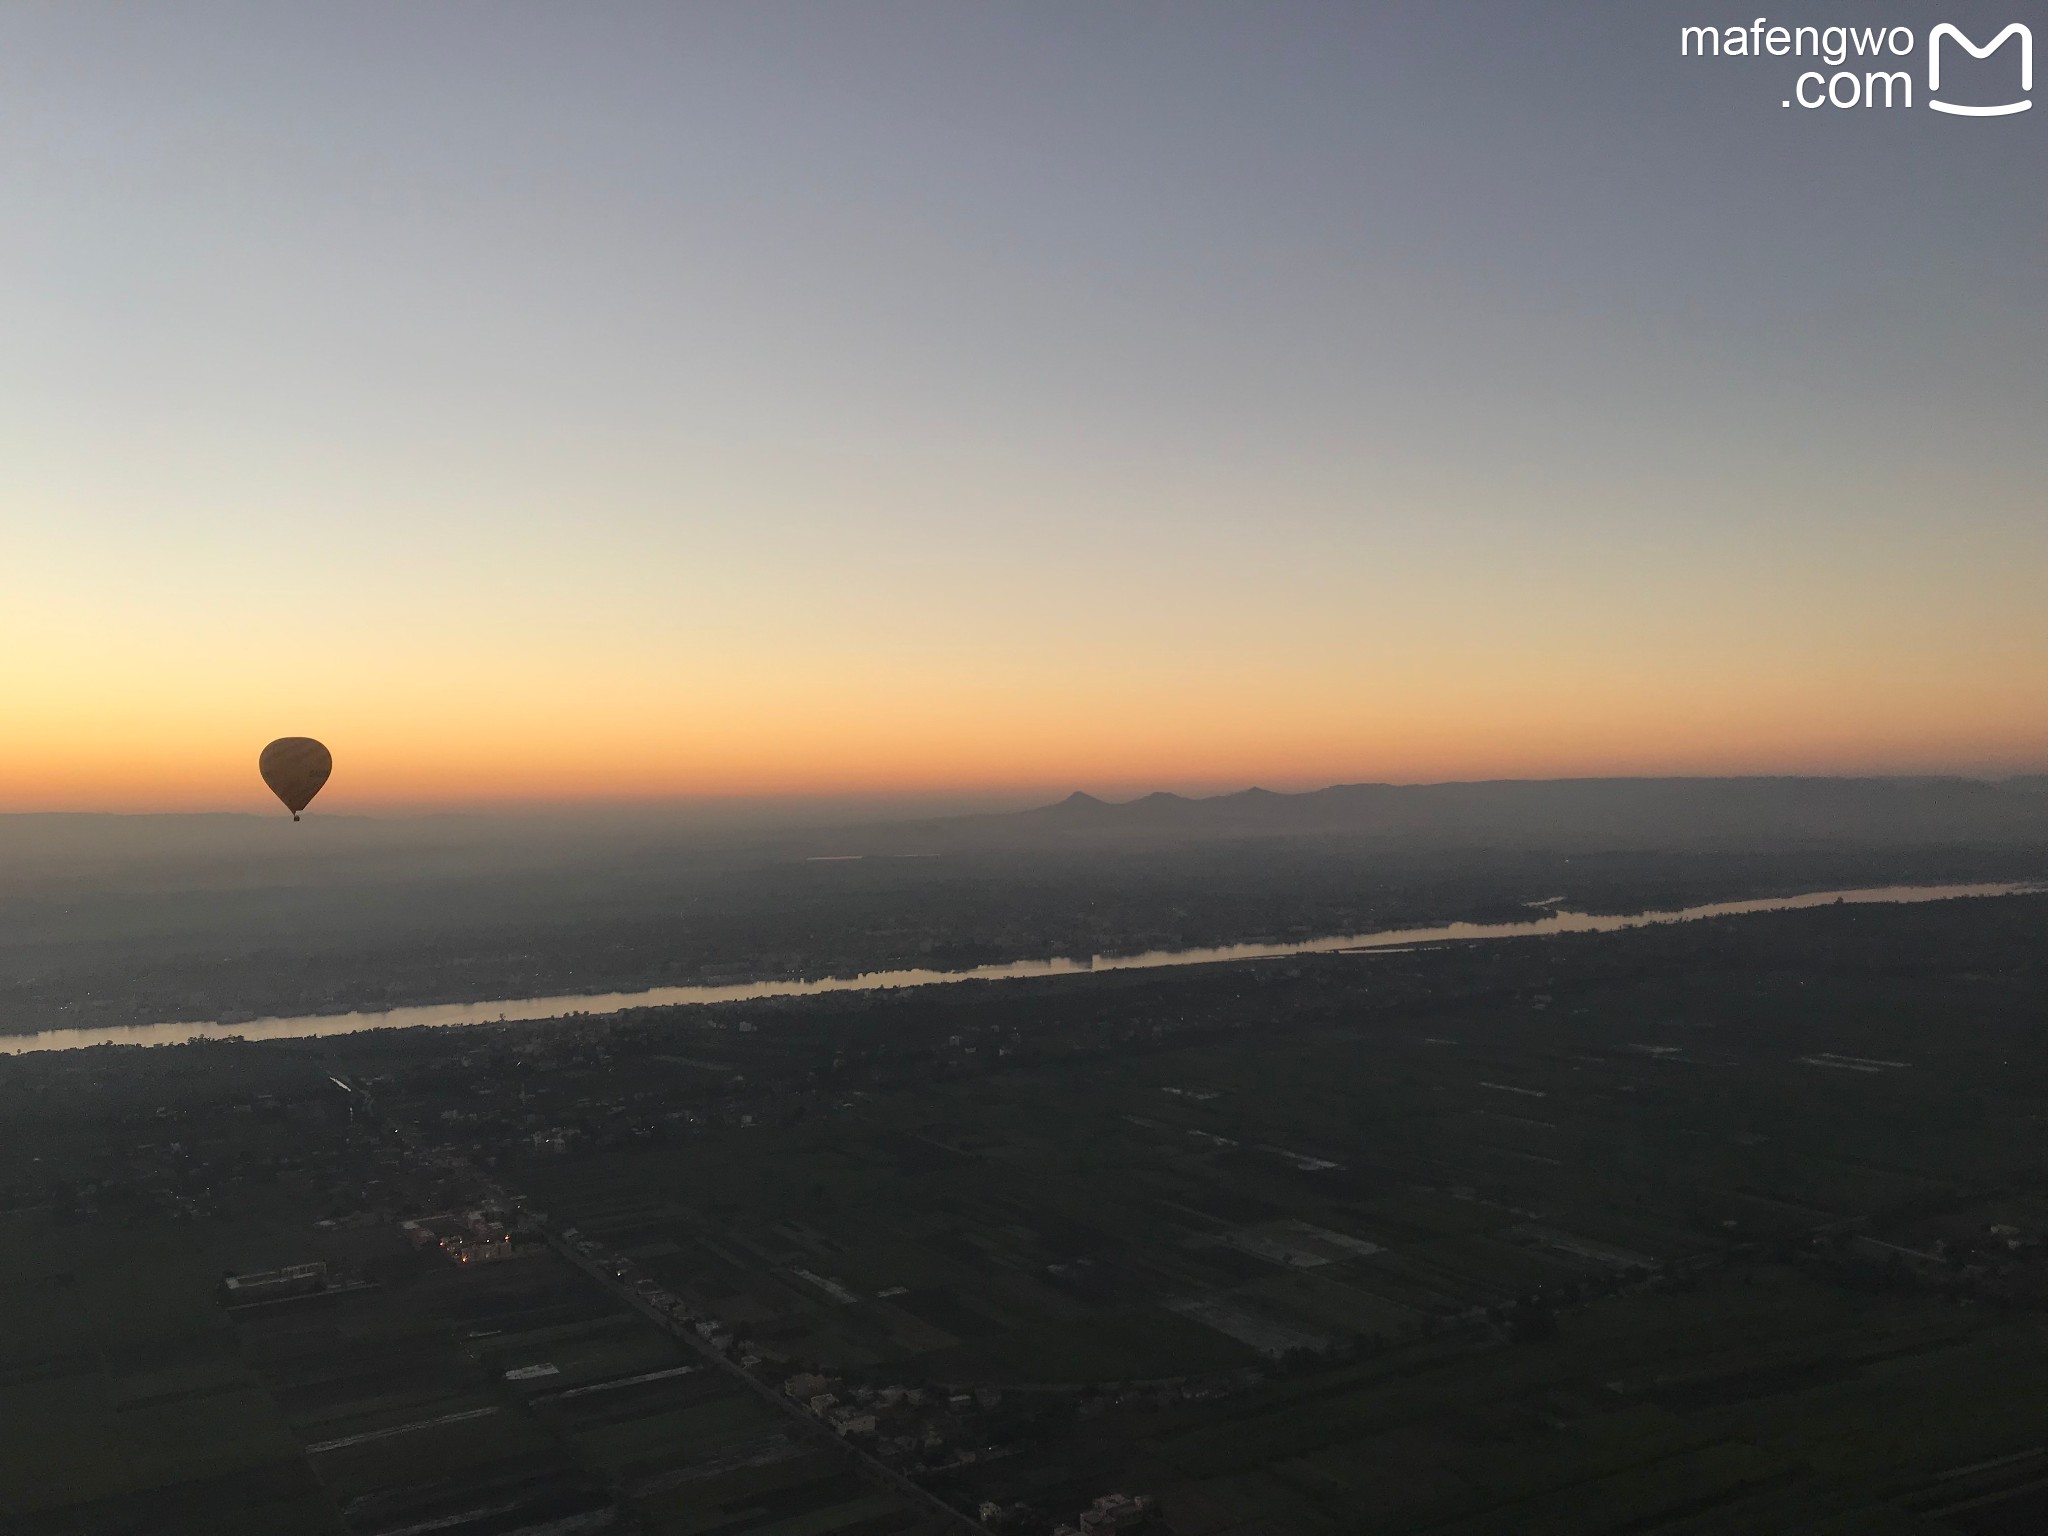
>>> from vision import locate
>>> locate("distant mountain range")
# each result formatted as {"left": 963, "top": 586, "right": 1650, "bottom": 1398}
{"left": 6, "top": 778, "right": 2047, "bottom": 890}
{"left": 876, "top": 776, "right": 2048, "bottom": 853}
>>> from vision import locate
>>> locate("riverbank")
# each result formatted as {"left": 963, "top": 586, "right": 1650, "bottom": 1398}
{"left": 1, "top": 881, "right": 2032, "bottom": 1056}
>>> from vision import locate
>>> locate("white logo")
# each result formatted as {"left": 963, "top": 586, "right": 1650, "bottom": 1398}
{"left": 1679, "top": 18, "right": 2034, "bottom": 117}
{"left": 1928, "top": 23, "right": 2032, "bottom": 115}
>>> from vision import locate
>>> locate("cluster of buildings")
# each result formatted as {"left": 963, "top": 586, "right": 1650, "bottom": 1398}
{"left": 974, "top": 1493, "right": 1158, "bottom": 1534}
{"left": 561, "top": 1229, "right": 744, "bottom": 1356}
{"left": 775, "top": 1372, "right": 1022, "bottom": 1473}
{"left": 401, "top": 1208, "right": 527, "bottom": 1265}
{"left": 782, "top": 1371, "right": 933, "bottom": 1439}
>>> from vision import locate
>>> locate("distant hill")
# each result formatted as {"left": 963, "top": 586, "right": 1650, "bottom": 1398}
{"left": 873, "top": 776, "right": 2048, "bottom": 854}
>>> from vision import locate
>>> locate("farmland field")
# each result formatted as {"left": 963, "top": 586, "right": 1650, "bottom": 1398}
{"left": 5, "top": 894, "right": 2048, "bottom": 1531}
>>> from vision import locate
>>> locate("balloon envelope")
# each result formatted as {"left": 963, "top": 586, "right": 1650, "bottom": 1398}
{"left": 260, "top": 738, "right": 332, "bottom": 818}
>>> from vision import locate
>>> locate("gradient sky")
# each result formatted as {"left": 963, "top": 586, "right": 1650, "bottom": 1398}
{"left": 4, "top": 1, "right": 2045, "bottom": 810}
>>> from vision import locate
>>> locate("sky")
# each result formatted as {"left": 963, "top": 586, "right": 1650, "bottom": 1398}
{"left": 3, "top": 1, "right": 2045, "bottom": 810}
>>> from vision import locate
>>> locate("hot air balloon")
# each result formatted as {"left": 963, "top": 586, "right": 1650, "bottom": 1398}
{"left": 260, "top": 738, "right": 332, "bottom": 821}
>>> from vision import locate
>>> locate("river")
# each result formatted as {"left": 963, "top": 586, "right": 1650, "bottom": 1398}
{"left": 1, "top": 881, "right": 2033, "bottom": 1056}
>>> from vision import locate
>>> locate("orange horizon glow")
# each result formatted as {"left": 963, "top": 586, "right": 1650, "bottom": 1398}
{"left": 9, "top": 716, "right": 2047, "bottom": 814}
{"left": 11, "top": 558, "right": 2047, "bottom": 812}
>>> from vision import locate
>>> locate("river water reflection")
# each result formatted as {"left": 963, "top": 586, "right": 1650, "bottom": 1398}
{"left": 2, "top": 881, "right": 2033, "bottom": 1056}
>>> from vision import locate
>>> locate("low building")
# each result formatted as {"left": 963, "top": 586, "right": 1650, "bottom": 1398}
{"left": 221, "top": 1261, "right": 327, "bottom": 1304}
